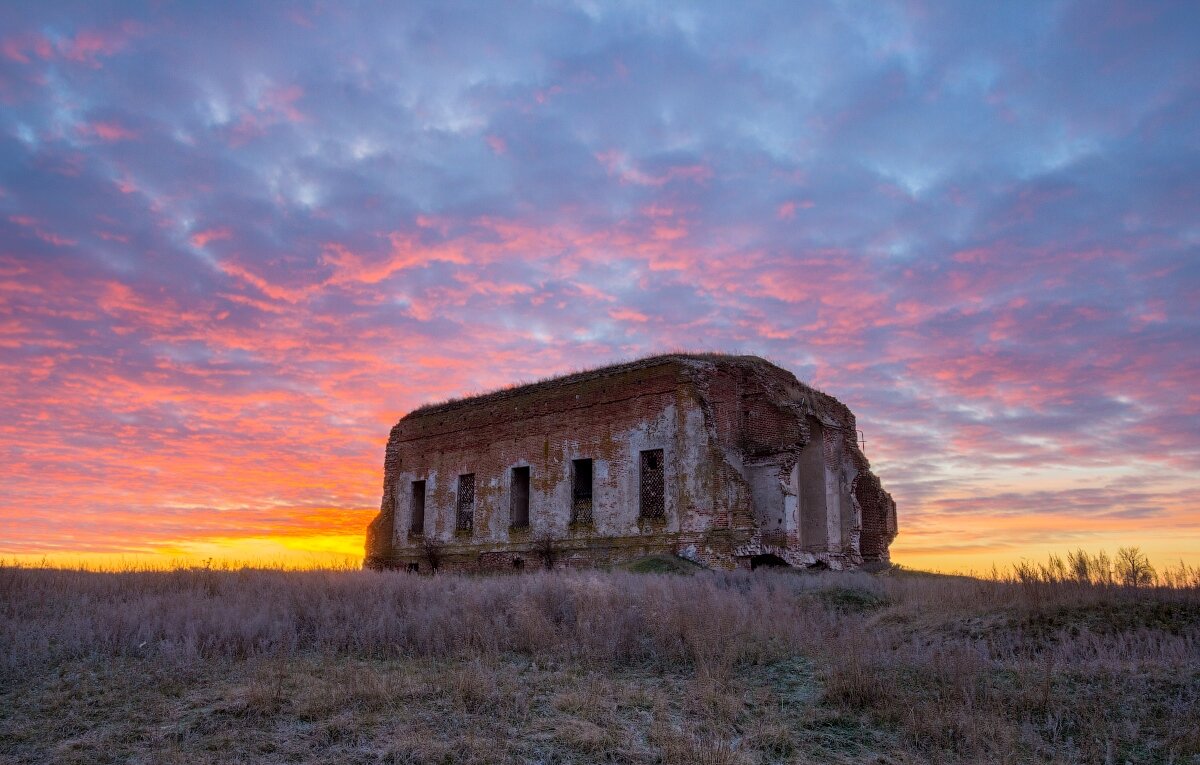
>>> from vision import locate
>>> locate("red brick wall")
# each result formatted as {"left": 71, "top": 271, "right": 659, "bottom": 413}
{"left": 364, "top": 355, "right": 897, "bottom": 571}
{"left": 369, "top": 360, "right": 722, "bottom": 570}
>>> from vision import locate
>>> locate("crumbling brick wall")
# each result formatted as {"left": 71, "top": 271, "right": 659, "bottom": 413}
{"left": 365, "top": 354, "right": 896, "bottom": 572}
{"left": 853, "top": 471, "right": 898, "bottom": 561}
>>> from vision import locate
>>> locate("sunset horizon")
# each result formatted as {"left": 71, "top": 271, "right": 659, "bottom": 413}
{"left": 5, "top": 346, "right": 1197, "bottom": 575}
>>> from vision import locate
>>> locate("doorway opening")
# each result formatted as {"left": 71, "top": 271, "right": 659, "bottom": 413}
{"left": 750, "top": 553, "right": 790, "bottom": 570}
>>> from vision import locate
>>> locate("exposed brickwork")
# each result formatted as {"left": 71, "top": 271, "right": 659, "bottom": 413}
{"left": 364, "top": 354, "right": 897, "bottom": 571}
{"left": 854, "top": 471, "right": 898, "bottom": 562}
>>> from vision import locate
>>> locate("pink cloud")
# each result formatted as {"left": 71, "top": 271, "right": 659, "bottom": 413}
{"left": 8, "top": 214, "right": 76, "bottom": 247}
{"left": 609, "top": 307, "right": 649, "bottom": 322}
{"left": 2, "top": 37, "right": 31, "bottom": 64}
{"left": 775, "top": 200, "right": 813, "bottom": 219}
{"left": 227, "top": 83, "right": 308, "bottom": 145}
{"left": 190, "top": 227, "right": 233, "bottom": 248}
{"left": 56, "top": 22, "right": 143, "bottom": 68}
{"left": 78, "top": 121, "right": 139, "bottom": 142}
{"left": 485, "top": 135, "right": 508, "bottom": 155}
{"left": 322, "top": 235, "right": 468, "bottom": 288}
{"left": 594, "top": 149, "right": 713, "bottom": 187}
{"left": 262, "top": 84, "right": 306, "bottom": 123}
{"left": 218, "top": 261, "right": 316, "bottom": 304}
{"left": 1, "top": 33, "right": 54, "bottom": 64}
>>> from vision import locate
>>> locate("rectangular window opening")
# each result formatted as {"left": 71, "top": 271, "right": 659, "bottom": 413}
{"left": 510, "top": 466, "right": 530, "bottom": 529}
{"left": 571, "top": 458, "right": 593, "bottom": 526}
{"left": 639, "top": 449, "right": 665, "bottom": 520}
{"left": 456, "top": 473, "right": 475, "bottom": 534}
{"left": 410, "top": 480, "right": 426, "bottom": 535}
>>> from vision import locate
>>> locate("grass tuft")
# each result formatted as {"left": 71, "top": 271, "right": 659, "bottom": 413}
{"left": 815, "top": 586, "right": 890, "bottom": 613}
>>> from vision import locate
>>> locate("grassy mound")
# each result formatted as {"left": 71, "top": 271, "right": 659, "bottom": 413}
{"left": 618, "top": 555, "right": 703, "bottom": 575}
{"left": 815, "top": 586, "right": 890, "bottom": 613}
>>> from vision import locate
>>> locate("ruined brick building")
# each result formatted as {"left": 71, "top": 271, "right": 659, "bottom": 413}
{"left": 365, "top": 354, "right": 897, "bottom": 572}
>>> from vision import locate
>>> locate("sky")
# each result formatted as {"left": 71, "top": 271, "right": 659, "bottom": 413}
{"left": 1, "top": 1, "right": 1197, "bottom": 572}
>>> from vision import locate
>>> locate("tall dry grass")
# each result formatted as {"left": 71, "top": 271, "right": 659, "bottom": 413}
{"left": 1, "top": 557, "right": 1198, "bottom": 764}
{"left": 0, "top": 564, "right": 862, "bottom": 674}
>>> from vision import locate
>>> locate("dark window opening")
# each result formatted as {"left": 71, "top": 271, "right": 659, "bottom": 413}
{"left": 405, "top": 562, "right": 419, "bottom": 573}
{"left": 512, "top": 558, "right": 525, "bottom": 570}
{"left": 639, "top": 449, "right": 665, "bottom": 520}
{"left": 739, "top": 409, "right": 753, "bottom": 450}
{"left": 510, "top": 466, "right": 530, "bottom": 529}
{"left": 456, "top": 473, "right": 475, "bottom": 534}
{"left": 410, "top": 480, "right": 426, "bottom": 535}
{"left": 571, "top": 458, "right": 593, "bottom": 526}
{"left": 750, "top": 553, "right": 790, "bottom": 570}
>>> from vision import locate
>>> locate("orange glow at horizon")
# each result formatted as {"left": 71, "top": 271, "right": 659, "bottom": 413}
{"left": 8, "top": 532, "right": 1199, "bottom": 574}
{"left": 5, "top": 490, "right": 1199, "bottom": 574}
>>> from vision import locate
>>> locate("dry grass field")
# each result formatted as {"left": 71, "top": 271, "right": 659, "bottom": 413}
{"left": 1, "top": 554, "right": 1198, "bottom": 765}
